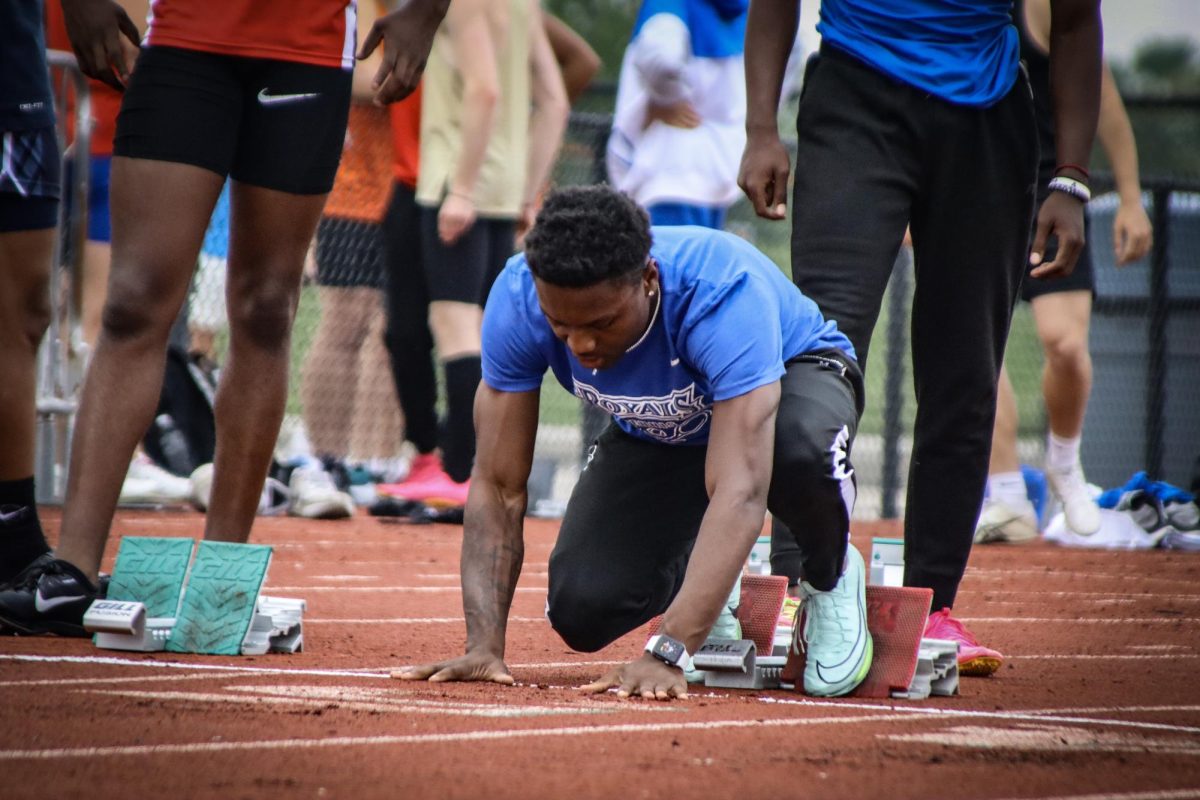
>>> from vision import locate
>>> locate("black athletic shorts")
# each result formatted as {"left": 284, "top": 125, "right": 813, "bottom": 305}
{"left": 315, "top": 216, "right": 385, "bottom": 289}
{"left": 1020, "top": 205, "right": 1094, "bottom": 301}
{"left": 0, "top": 126, "right": 60, "bottom": 232}
{"left": 114, "top": 46, "right": 351, "bottom": 195}
{"left": 419, "top": 207, "right": 515, "bottom": 305}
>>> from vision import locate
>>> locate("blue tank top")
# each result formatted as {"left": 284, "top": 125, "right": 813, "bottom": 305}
{"left": 1, "top": 0, "right": 56, "bottom": 131}
{"left": 818, "top": 0, "right": 1020, "bottom": 108}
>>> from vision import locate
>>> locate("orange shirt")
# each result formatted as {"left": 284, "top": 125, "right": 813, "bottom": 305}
{"left": 44, "top": 0, "right": 124, "bottom": 156}
{"left": 389, "top": 84, "right": 420, "bottom": 188}
{"left": 324, "top": 103, "right": 394, "bottom": 223}
{"left": 145, "top": 0, "right": 357, "bottom": 70}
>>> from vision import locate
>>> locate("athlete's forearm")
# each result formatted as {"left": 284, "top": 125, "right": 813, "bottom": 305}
{"left": 1096, "top": 65, "right": 1142, "bottom": 204}
{"left": 460, "top": 479, "right": 527, "bottom": 656}
{"left": 743, "top": 0, "right": 798, "bottom": 135}
{"left": 1047, "top": 0, "right": 1102, "bottom": 178}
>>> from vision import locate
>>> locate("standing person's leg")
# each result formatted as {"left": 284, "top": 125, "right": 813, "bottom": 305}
{"left": 789, "top": 48, "right": 921, "bottom": 370}
{"left": 80, "top": 156, "right": 113, "bottom": 347}
{"left": 0, "top": 207, "right": 57, "bottom": 584}
{"left": 975, "top": 363, "right": 1040, "bottom": 544}
{"left": 201, "top": 55, "right": 351, "bottom": 541}
{"left": 904, "top": 79, "right": 1038, "bottom": 617}
{"left": 767, "top": 352, "right": 871, "bottom": 697}
{"left": 382, "top": 183, "right": 439, "bottom": 458}
{"left": 547, "top": 425, "right": 709, "bottom": 652}
{"left": 349, "top": 295, "right": 405, "bottom": 463}
{"left": 54, "top": 159, "right": 226, "bottom": 577}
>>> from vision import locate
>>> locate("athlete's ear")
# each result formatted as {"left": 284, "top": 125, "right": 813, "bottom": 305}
{"left": 642, "top": 258, "right": 659, "bottom": 296}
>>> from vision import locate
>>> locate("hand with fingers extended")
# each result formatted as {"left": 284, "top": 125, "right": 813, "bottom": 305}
{"left": 357, "top": 0, "right": 450, "bottom": 106}
{"left": 580, "top": 654, "right": 689, "bottom": 701}
{"left": 392, "top": 650, "right": 515, "bottom": 685}
{"left": 1029, "top": 190, "right": 1086, "bottom": 280}
{"left": 737, "top": 130, "right": 791, "bottom": 221}
{"left": 60, "top": 0, "right": 141, "bottom": 91}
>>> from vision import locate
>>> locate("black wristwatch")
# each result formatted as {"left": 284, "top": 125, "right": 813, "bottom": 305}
{"left": 645, "top": 634, "right": 690, "bottom": 669}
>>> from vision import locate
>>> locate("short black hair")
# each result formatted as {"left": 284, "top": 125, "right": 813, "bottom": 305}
{"left": 524, "top": 185, "right": 652, "bottom": 288}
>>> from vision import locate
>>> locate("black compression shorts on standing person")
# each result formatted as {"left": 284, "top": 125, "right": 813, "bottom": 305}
{"left": 0, "top": 126, "right": 61, "bottom": 232}
{"left": 113, "top": 45, "right": 351, "bottom": 195}
{"left": 315, "top": 217, "right": 385, "bottom": 289}
{"left": 419, "top": 207, "right": 515, "bottom": 305}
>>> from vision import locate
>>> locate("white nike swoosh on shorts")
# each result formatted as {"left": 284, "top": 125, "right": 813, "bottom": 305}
{"left": 35, "top": 589, "right": 87, "bottom": 612}
{"left": 257, "top": 89, "right": 321, "bottom": 106}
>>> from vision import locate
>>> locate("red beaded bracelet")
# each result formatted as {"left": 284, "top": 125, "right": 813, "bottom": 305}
{"left": 1055, "top": 163, "right": 1090, "bottom": 180}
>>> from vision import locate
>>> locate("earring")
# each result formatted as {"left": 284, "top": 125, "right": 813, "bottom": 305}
{"left": 648, "top": 290, "right": 656, "bottom": 297}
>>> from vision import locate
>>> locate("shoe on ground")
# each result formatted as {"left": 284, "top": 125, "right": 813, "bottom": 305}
{"left": 378, "top": 463, "right": 469, "bottom": 508}
{"left": 0, "top": 506, "right": 51, "bottom": 587}
{"left": 1046, "top": 462, "right": 1101, "bottom": 536}
{"left": 974, "top": 497, "right": 1039, "bottom": 544}
{"left": 924, "top": 607, "right": 1003, "bottom": 676}
{"left": 794, "top": 544, "right": 873, "bottom": 697}
{"left": 288, "top": 466, "right": 355, "bottom": 519}
{"left": 190, "top": 464, "right": 293, "bottom": 516}
{"left": 0, "top": 558, "right": 101, "bottom": 637}
{"left": 403, "top": 452, "right": 444, "bottom": 485}
{"left": 120, "top": 455, "right": 193, "bottom": 506}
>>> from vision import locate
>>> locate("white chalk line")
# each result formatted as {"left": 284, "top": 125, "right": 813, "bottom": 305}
{"left": 763, "top": 697, "right": 1200, "bottom": 736}
{"left": 305, "top": 616, "right": 545, "bottom": 624}
{"left": 958, "top": 590, "right": 1200, "bottom": 602}
{"left": 988, "top": 790, "right": 1200, "bottom": 800}
{"left": 263, "top": 586, "right": 546, "bottom": 593}
{"left": 0, "top": 712, "right": 917, "bottom": 761}
{"left": 965, "top": 568, "right": 1199, "bottom": 589}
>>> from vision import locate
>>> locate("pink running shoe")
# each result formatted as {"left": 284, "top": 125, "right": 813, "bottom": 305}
{"left": 379, "top": 465, "right": 469, "bottom": 508}
{"left": 923, "top": 608, "right": 1003, "bottom": 676}
{"left": 404, "top": 453, "right": 444, "bottom": 484}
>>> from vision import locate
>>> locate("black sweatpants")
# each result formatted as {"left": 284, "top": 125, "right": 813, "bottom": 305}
{"left": 546, "top": 352, "right": 863, "bottom": 653}
{"left": 789, "top": 45, "right": 1039, "bottom": 610}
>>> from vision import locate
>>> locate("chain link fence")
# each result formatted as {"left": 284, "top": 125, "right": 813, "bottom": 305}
{"left": 40, "top": 87, "right": 1200, "bottom": 517}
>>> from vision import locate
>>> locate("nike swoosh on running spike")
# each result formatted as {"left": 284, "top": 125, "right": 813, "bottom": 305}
{"left": 813, "top": 576, "right": 868, "bottom": 684}
{"left": 34, "top": 588, "right": 88, "bottom": 613}
{"left": 257, "top": 89, "right": 321, "bottom": 106}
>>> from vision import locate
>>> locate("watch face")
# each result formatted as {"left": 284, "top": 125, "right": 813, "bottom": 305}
{"left": 653, "top": 637, "right": 685, "bottom": 664}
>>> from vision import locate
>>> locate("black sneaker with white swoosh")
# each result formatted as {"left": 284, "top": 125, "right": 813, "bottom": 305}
{"left": 0, "top": 558, "right": 101, "bottom": 637}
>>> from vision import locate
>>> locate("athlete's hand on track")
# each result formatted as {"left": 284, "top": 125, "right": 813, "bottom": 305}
{"left": 1113, "top": 198, "right": 1153, "bottom": 265}
{"left": 358, "top": 0, "right": 450, "bottom": 106}
{"left": 580, "top": 654, "right": 689, "bottom": 701}
{"left": 393, "top": 651, "right": 515, "bottom": 685}
{"left": 738, "top": 130, "right": 791, "bottom": 221}
{"left": 1029, "top": 191, "right": 1086, "bottom": 280}
{"left": 60, "top": 0, "right": 140, "bottom": 91}
{"left": 438, "top": 192, "right": 477, "bottom": 245}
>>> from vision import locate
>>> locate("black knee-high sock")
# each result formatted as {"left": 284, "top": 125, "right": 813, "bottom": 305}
{"left": 0, "top": 477, "right": 50, "bottom": 584}
{"left": 441, "top": 355, "right": 482, "bottom": 483}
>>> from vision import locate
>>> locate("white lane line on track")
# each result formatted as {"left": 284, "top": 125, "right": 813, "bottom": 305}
{"left": 305, "top": 617, "right": 545, "bottom": 624}
{"left": 762, "top": 698, "right": 1200, "bottom": 735}
{"left": 1028, "top": 705, "right": 1200, "bottom": 716}
{"left": 0, "top": 672, "right": 282, "bottom": 687}
{"left": 988, "top": 790, "right": 1200, "bottom": 800}
{"left": 965, "top": 569, "right": 1199, "bottom": 588}
{"left": 0, "top": 654, "right": 391, "bottom": 678}
{"left": 0, "top": 712, "right": 917, "bottom": 761}
{"left": 958, "top": 591, "right": 1200, "bottom": 602}
{"left": 1010, "top": 654, "right": 1200, "bottom": 660}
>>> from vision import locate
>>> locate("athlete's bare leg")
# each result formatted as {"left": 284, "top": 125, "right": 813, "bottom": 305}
{"left": 988, "top": 365, "right": 1022, "bottom": 475}
{"left": 202, "top": 182, "right": 327, "bottom": 542}
{"left": 56, "top": 158, "right": 224, "bottom": 581}
{"left": 1031, "top": 290, "right": 1092, "bottom": 438}
{"left": 0, "top": 228, "right": 54, "bottom": 481}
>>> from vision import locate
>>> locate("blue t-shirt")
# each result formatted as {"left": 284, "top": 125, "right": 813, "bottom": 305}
{"left": 818, "top": 0, "right": 1019, "bottom": 108}
{"left": 482, "top": 226, "right": 855, "bottom": 446}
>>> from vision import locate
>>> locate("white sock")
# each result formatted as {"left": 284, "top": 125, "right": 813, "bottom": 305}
{"left": 988, "top": 471, "right": 1028, "bottom": 508}
{"left": 1046, "top": 432, "right": 1082, "bottom": 472}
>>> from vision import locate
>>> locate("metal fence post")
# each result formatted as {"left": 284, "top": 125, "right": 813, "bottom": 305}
{"left": 1145, "top": 187, "right": 1172, "bottom": 479}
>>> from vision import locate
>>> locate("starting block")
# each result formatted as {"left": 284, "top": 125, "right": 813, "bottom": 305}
{"left": 85, "top": 537, "right": 305, "bottom": 655}
{"left": 692, "top": 639, "right": 788, "bottom": 690}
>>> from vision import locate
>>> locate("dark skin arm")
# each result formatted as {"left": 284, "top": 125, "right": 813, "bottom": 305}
{"left": 581, "top": 382, "right": 779, "bottom": 700}
{"left": 1029, "top": 0, "right": 1103, "bottom": 279}
{"left": 542, "top": 11, "right": 601, "bottom": 106}
{"left": 736, "top": 0, "right": 800, "bottom": 220}
{"left": 359, "top": 0, "right": 451, "bottom": 106}
{"left": 394, "top": 385, "right": 539, "bottom": 684}
{"left": 58, "top": 0, "right": 140, "bottom": 91}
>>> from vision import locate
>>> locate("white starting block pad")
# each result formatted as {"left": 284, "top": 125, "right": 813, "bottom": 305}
{"left": 86, "top": 537, "right": 305, "bottom": 655}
